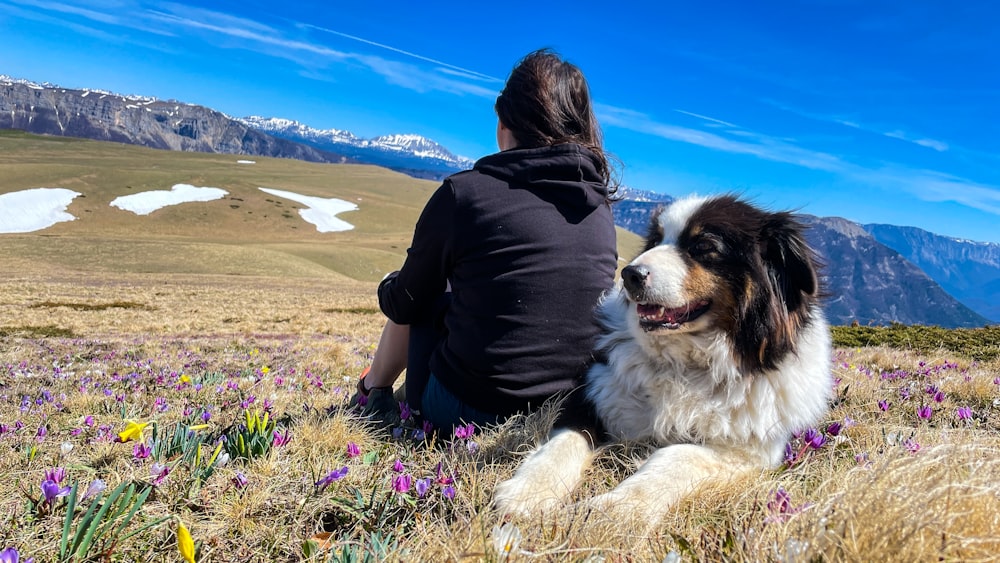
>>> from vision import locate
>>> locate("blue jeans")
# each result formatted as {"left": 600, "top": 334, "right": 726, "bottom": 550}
{"left": 420, "top": 373, "right": 501, "bottom": 432}
{"left": 404, "top": 294, "right": 450, "bottom": 412}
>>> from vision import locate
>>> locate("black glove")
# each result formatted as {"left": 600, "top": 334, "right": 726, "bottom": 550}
{"left": 351, "top": 377, "right": 399, "bottom": 427}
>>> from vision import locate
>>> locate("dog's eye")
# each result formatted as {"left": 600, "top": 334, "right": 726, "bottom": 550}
{"left": 690, "top": 238, "right": 720, "bottom": 256}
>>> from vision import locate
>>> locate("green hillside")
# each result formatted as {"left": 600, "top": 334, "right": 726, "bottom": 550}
{"left": 0, "top": 131, "right": 640, "bottom": 281}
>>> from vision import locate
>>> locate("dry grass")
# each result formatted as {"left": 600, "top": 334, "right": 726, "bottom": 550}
{"left": 2, "top": 133, "right": 998, "bottom": 561}
{"left": 2, "top": 270, "right": 999, "bottom": 562}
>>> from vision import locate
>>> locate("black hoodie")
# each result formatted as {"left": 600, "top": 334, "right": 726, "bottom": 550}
{"left": 378, "top": 143, "right": 618, "bottom": 416}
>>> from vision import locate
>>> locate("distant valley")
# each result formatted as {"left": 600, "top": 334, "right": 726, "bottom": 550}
{"left": 1, "top": 73, "right": 996, "bottom": 328}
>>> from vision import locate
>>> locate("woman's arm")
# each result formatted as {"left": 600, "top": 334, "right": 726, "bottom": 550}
{"left": 377, "top": 181, "right": 456, "bottom": 324}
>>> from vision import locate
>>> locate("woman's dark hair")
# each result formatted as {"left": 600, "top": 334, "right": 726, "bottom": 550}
{"left": 495, "top": 49, "right": 616, "bottom": 191}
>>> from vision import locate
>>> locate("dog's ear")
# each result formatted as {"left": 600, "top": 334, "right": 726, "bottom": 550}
{"left": 733, "top": 212, "right": 820, "bottom": 374}
{"left": 761, "top": 212, "right": 818, "bottom": 315}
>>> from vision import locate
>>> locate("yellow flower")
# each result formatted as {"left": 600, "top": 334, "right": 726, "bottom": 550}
{"left": 116, "top": 420, "right": 149, "bottom": 443}
{"left": 177, "top": 518, "right": 196, "bottom": 563}
{"left": 179, "top": 374, "right": 192, "bottom": 384}
{"left": 261, "top": 366, "right": 270, "bottom": 375}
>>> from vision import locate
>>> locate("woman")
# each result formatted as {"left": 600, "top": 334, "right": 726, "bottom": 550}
{"left": 354, "top": 49, "right": 618, "bottom": 432}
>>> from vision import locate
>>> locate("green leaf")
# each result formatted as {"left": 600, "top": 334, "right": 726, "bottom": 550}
{"left": 362, "top": 450, "right": 378, "bottom": 466}
{"left": 302, "top": 539, "right": 318, "bottom": 559}
{"left": 73, "top": 481, "right": 130, "bottom": 557}
{"left": 59, "top": 482, "right": 79, "bottom": 558}
{"left": 68, "top": 486, "right": 106, "bottom": 556}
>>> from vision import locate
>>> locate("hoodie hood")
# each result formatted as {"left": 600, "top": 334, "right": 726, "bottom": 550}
{"left": 473, "top": 143, "right": 609, "bottom": 210}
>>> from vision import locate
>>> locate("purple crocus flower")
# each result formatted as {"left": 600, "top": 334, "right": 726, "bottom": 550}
{"left": 392, "top": 459, "right": 405, "bottom": 473}
{"left": 783, "top": 442, "right": 797, "bottom": 465}
{"left": 392, "top": 474, "right": 412, "bottom": 494}
{"left": 0, "top": 547, "right": 33, "bottom": 563}
{"left": 826, "top": 422, "right": 842, "bottom": 437}
{"left": 454, "top": 423, "right": 475, "bottom": 440}
{"left": 133, "top": 442, "right": 151, "bottom": 460}
{"left": 150, "top": 463, "right": 170, "bottom": 486}
{"left": 415, "top": 478, "right": 431, "bottom": 498}
{"left": 41, "top": 480, "right": 71, "bottom": 505}
{"left": 83, "top": 415, "right": 95, "bottom": 427}
{"left": 81, "top": 479, "right": 106, "bottom": 501}
{"left": 272, "top": 429, "right": 291, "bottom": 447}
{"left": 231, "top": 472, "right": 249, "bottom": 489}
{"left": 802, "top": 428, "right": 825, "bottom": 449}
{"left": 435, "top": 462, "right": 454, "bottom": 485}
{"left": 315, "top": 467, "right": 348, "bottom": 492}
{"left": 399, "top": 402, "right": 411, "bottom": 421}
{"left": 917, "top": 405, "right": 933, "bottom": 420}
{"left": 956, "top": 406, "right": 973, "bottom": 420}
{"left": 44, "top": 467, "right": 66, "bottom": 485}
{"left": 767, "top": 487, "right": 792, "bottom": 515}
{"left": 878, "top": 399, "right": 890, "bottom": 411}
{"left": 442, "top": 485, "right": 456, "bottom": 500}
{"left": 346, "top": 442, "right": 360, "bottom": 458}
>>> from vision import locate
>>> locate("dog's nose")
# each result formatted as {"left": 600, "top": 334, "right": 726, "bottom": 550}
{"left": 621, "top": 264, "right": 650, "bottom": 295}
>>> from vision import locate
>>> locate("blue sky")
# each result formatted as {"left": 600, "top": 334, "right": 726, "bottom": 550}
{"left": 2, "top": 1, "right": 999, "bottom": 242}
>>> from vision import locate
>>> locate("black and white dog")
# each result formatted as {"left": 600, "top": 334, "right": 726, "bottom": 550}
{"left": 494, "top": 195, "right": 833, "bottom": 522}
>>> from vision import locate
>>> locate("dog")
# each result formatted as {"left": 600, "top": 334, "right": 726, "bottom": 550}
{"left": 494, "top": 194, "right": 833, "bottom": 524}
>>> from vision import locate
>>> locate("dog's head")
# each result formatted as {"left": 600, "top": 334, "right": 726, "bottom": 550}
{"left": 621, "top": 194, "right": 821, "bottom": 374}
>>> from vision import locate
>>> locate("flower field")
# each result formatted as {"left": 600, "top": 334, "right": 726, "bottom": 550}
{"left": 2, "top": 276, "right": 1000, "bottom": 561}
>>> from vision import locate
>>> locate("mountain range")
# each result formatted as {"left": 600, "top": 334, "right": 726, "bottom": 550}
{"left": 236, "top": 116, "right": 474, "bottom": 180}
{"left": 1, "top": 73, "right": 996, "bottom": 328}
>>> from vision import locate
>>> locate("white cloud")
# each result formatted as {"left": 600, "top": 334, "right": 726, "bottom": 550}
{"left": 355, "top": 54, "right": 498, "bottom": 98}
{"left": 763, "top": 98, "right": 951, "bottom": 152}
{"left": 883, "top": 131, "right": 949, "bottom": 152}
{"left": 861, "top": 167, "right": 1000, "bottom": 216}
{"left": 597, "top": 103, "right": 848, "bottom": 173}
{"left": 673, "top": 109, "right": 738, "bottom": 128}
{"left": 304, "top": 24, "right": 502, "bottom": 84}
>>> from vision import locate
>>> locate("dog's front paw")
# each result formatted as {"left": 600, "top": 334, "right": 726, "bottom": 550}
{"left": 493, "top": 474, "right": 566, "bottom": 518}
{"left": 576, "top": 487, "right": 671, "bottom": 527}
{"left": 493, "top": 429, "right": 594, "bottom": 517}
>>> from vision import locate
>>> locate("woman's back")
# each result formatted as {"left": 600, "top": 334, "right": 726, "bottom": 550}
{"left": 432, "top": 143, "right": 617, "bottom": 416}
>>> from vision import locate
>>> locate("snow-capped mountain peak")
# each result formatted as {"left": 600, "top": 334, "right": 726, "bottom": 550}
{"left": 238, "top": 116, "right": 476, "bottom": 172}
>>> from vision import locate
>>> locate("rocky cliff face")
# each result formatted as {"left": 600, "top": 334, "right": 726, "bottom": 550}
{"left": 864, "top": 224, "right": 1000, "bottom": 322}
{"left": 0, "top": 78, "right": 349, "bottom": 163}
{"left": 802, "top": 216, "right": 990, "bottom": 328}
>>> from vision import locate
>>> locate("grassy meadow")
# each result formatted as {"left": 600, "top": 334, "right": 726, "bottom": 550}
{"left": 2, "top": 132, "right": 1000, "bottom": 562}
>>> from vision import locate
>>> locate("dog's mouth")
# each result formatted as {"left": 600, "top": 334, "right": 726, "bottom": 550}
{"left": 635, "top": 300, "right": 711, "bottom": 331}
